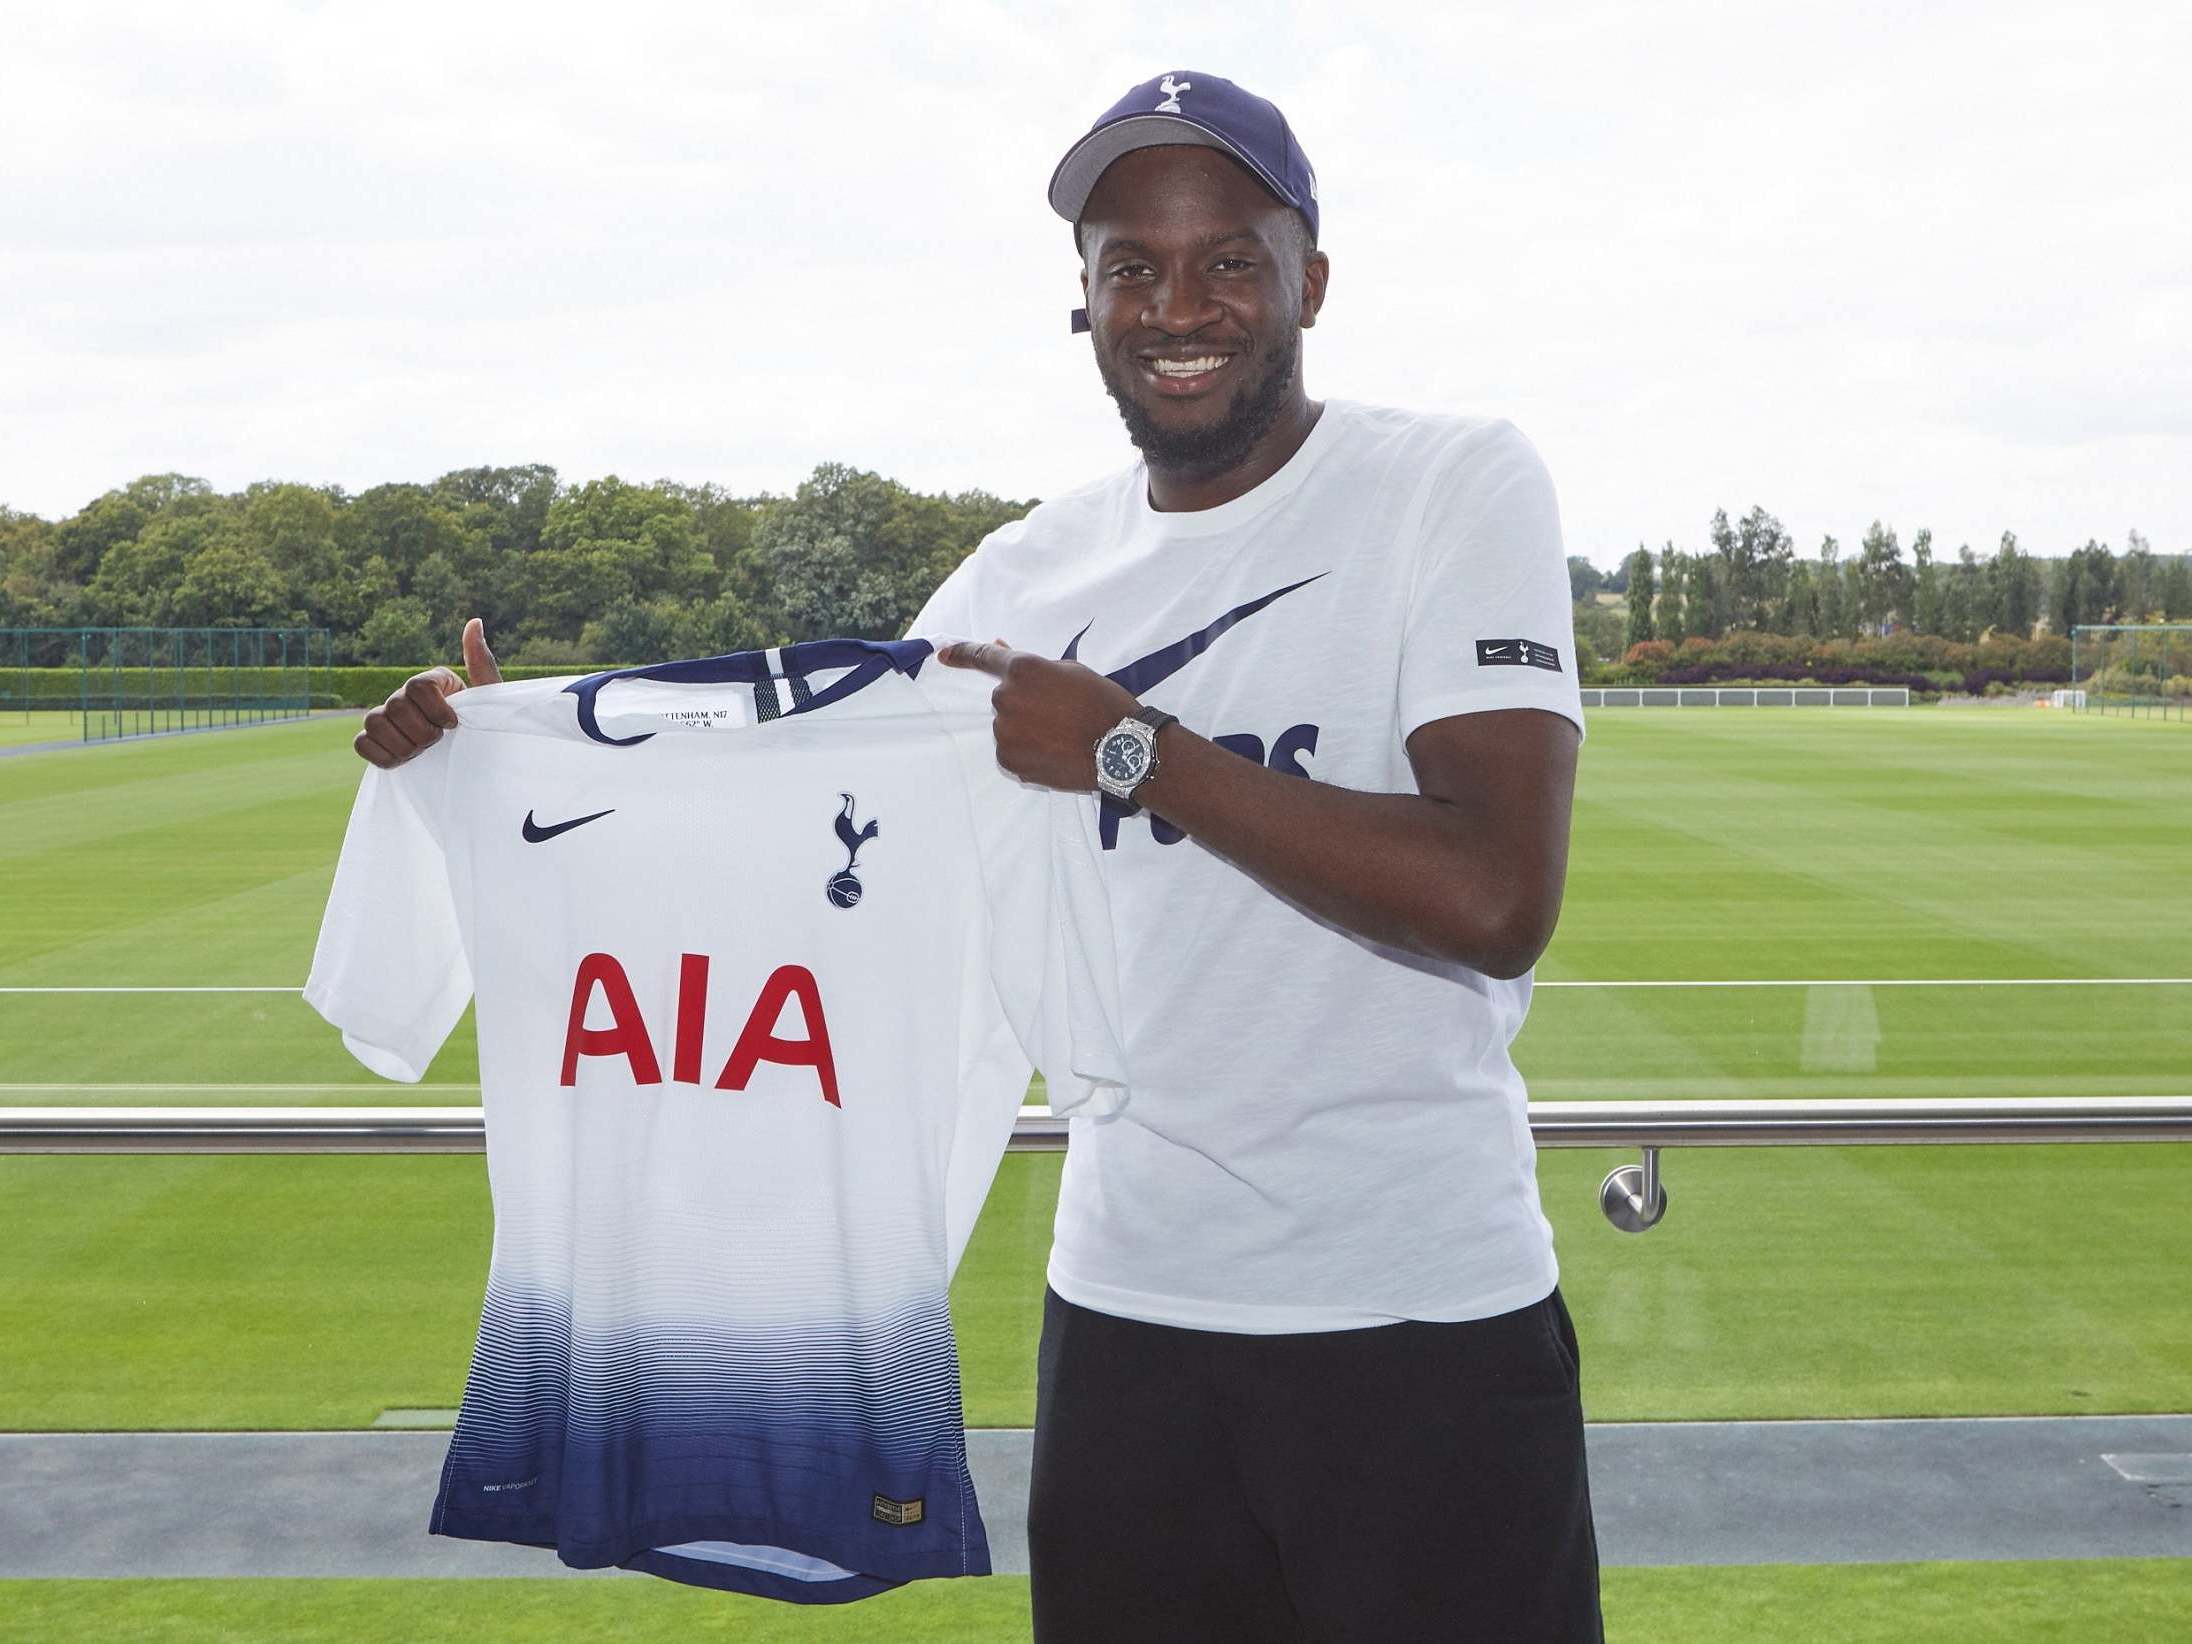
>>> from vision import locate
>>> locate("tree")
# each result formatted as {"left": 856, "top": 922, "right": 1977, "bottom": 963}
{"left": 524, "top": 477, "right": 712, "bottom": 641}
{"left": 430, "top": 464, "right": 559, "bottom": 555}
{"left": 1622, "top": 546, "right": 1656, "bottom": 648}
{"left": 173, "top": 538, "right": 291, "bottom": 628}
{"left": 355, "top": 596, "right": 435, "bottom": 663}
{"left": 1944, "top": 544, "right": 1985, "bottom": 642}
{"left": 1708, "top": 504, "right": 1793, "bottom": 630}
{"left": 2162, "top": 554, "right": 2192, "bottom": 620}
{"left": 2051, "top": 539, "right": 2117, "bottom": 635}
{"left": 1571, "top": 599, "right": 1624, "bottom": 669}
{"left": 753, "top": 463, "right": 1033, "bottom": 643}
{"left": 2117, "top": 530, "right": 2158, "bottom": 621}
{"left": 1567, "top": 556, "right": 1603, "bottom": 601}
{"left": 50, "top": 475, "right": 213, "bottom": 586}
{"left": 1854, "top": 520, "right": 1906, "bottom": 634}
{"left": 1816, "top": 536, "right": 1850, "bottom": 640}
{"left": 1658, "top": 545, "right": 1688, "bottom": 643}
{"left": 1784, "top": 560, "right": 1818, "bottom": 636}
{"left": 87, "top": 507, "right": 237, "bottom": 628}
{"left": 1686, "top": 552, "right": 1725, "bottom": 639}
{"left": 1909, "top": 529, "right": 1941, "bottom": 636}
{"left": 0, "top": 508, "right": 65, "bottom": 628}
{"left": 1990, "top": 531, "right": 2039, "bottom": 637}
{"left": 582, "top": 597, "right": 681, "bottom": 667}
{"left": 231, "top": 481, "right": 345, "bottom": 632}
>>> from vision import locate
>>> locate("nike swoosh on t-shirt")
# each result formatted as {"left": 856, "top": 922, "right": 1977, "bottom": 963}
{"left": 1062, "top": 573, "right": 1326, "bottom": 696}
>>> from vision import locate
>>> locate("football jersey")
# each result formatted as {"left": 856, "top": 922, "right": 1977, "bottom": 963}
{"left": 303, "top": 637, "right": 1126, "bottom": 1603}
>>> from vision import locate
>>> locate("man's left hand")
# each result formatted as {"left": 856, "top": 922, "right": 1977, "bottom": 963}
{"left": 936, "top": 639, "right": 1140, "bottom": 792}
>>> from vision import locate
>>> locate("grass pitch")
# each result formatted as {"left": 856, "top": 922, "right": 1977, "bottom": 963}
{"left": 0, "top": 711, "right": 87, "bottom": 748}
{"left": 3, "top": 1561, "right": 2187, "bottom": 1643}
{"left": 2, "top": 708, "right": 2189, "bottom": 1431}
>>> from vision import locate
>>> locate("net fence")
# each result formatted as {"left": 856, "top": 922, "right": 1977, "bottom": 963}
{"left": 0, "top": 628, "right": 331, "bottom": 742}
{"left": 2070, "top": 625, "right": 2192, "bottom": 721}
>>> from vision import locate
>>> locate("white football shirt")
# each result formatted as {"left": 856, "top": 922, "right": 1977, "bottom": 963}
{"left": 911, "top": 402, "right": 1586, "bottom": 1333}
{"left": 303, "top": 638, "right": 1125, "bottom": 1602}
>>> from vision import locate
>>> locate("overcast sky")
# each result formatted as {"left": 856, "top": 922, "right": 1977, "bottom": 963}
{"left": 4, "top": 0, "right": 2187, "bottom": 569}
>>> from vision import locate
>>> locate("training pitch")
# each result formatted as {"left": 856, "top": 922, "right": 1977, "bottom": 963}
{"left": 2, "top": 706, "right": 2187, "bottom": 1637}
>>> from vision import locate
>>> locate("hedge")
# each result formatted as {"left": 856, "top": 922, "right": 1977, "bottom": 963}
{"left": 1613, "top": 633, "right": 2073, "bottom": 695}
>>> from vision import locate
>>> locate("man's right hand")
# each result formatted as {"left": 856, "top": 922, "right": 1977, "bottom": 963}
{"left": 354, "top": 617, "right": 501, "bottom": 768}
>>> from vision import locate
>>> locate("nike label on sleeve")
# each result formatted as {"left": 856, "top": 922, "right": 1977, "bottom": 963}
{"left": 1476, "top": 638, "right": 1562, "bottom": 673}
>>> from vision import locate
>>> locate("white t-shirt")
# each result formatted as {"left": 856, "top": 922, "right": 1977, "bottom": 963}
{"left": 910, "top": 400, "right": 1585, "bottom": 1333}
{"left": 303, "top": 639, "right": 1124, "bottom": 1602}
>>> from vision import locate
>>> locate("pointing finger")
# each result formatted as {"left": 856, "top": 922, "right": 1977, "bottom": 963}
{"left": 937, "top": 639, "right": 1013, "bottom": 676}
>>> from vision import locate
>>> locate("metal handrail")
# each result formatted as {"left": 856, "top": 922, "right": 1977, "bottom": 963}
{"left": 3, "top": 1097, "right": 2187, "bottom": 1153}
{"left": 8, "top": 1098, "right": 2189, "bottom": 1230}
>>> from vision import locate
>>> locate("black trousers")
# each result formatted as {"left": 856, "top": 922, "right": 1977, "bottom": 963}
{"left": 1027, "top": 1284, "right": 1603, "bottom": 1643}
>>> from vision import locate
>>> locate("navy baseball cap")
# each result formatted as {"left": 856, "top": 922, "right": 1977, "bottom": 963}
{"left": 1049, "top": 70, "right": 1320, "bottom": 247}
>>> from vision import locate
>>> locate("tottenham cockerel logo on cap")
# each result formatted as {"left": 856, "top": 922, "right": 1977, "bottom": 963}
{"left": 1155, "top": 73, "right": 1190, "bottom": 113}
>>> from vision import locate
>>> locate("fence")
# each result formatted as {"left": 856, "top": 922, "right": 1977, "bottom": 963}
{"left": 1580, "top": 686, "right": 1911, "bottom": 708}
{"left": 2069, "top": 624, "right": 2192, "bottom": 721}
{"left": 0, "top": 627, "right": 332, "bottom": 741}
{"left": 8, "top": 1096, "right": 2186, "bottom": 1234}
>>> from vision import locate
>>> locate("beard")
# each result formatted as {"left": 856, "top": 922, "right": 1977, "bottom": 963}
{"left": 1095, "top": 324, "right": 1301, "bottom": 481}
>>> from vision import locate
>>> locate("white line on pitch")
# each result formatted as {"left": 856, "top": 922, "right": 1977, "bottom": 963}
{"left": 5, "top": 979, "right": 2192, "bottom": 995}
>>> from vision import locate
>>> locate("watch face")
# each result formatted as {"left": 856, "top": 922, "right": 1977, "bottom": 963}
{"left": 1100, "top": 731, "right": 1147, "bottom": 784}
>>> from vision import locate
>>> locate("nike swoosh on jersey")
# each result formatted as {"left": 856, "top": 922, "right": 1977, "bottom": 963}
{"left": 522, "top": 807, "right": 616, "bottom": 843}
{"left": 1062, "top": 572, "right": 1326, "bottom": 695}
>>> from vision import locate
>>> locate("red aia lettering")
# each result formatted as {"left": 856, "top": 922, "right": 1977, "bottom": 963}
{"left": 559, "top": 952, "right": 661, "bottom": 1086}
{"left": 559, "top": 952, "right": 839, "bottom": 1107}
{"left": 716, "top": 964, "right": 839, "bottom": 1107}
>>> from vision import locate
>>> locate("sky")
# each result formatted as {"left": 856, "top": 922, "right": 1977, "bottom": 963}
{"left": 3, "top": 0, "right": 2187, "bottom": 569}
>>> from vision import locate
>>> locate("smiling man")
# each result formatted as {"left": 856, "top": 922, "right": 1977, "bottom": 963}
{"left": 350, "top": 66, "right": 1598, "bottom": 1643}
{"left": 919, "top": 71, "right": 1602, "bottom": 1643}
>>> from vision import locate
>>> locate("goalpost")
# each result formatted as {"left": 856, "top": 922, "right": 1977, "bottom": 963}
{"left": 2070, "top": 625, "right": 2192, "bottom": 722}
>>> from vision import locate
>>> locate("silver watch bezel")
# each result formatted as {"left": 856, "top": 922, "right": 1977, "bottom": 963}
{"left": 1094, "top": 716, "right": 1159, "bottom": 801}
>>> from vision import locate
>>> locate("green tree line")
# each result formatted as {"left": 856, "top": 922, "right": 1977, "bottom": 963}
{"left": 5, "top": 473, "right": 2185, "bottom": 672}
{"left": 0, "top": 464, "right": 1035, "bottom": 666}
{"left": 1581, "top": 510, "right": 2190, "bottom": 664}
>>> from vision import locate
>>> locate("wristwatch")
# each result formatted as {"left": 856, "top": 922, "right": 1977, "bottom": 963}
{"left": 1094, "top": 705, "right": 1178, "bottom": 802}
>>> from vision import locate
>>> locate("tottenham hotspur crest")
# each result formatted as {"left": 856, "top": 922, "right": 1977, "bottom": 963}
{"left": 827, "top": 793, "right": 879, "bottom": 908}
{"left": 1155, "top": 73, "right": 1190, "bottom": 113}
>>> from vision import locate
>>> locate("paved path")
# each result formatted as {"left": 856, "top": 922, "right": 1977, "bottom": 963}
{"left": 3, "top": 1416, "right": 2187, "bottom": 1578}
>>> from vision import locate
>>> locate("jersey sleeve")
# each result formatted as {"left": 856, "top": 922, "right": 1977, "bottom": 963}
{"left": 302, "top": 742, "right": 473, "bottom": 1083}
{"left": 1396, "top": 419, "right": 1587, "bottom": 742}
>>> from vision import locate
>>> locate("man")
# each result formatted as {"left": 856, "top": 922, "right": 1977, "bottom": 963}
{"left": 356, "top": 70, "right": 1599, "bottom": 1643}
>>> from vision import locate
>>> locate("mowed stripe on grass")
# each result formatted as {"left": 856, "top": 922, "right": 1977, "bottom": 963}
{"left": 2, "top": 709, "right": 2188, "bottom": 1431}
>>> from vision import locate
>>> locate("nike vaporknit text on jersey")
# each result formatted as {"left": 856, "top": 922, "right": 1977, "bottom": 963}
{"left": 304, "top": 639, "right": 1126, "bottom": 1603}
{"left": 911, "top": 402, "right": 1588, "bottom": 1333}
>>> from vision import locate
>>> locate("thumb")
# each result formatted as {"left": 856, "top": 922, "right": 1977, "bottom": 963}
{"left": 461, "top": 617, "right": 501, "bottom": 687}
